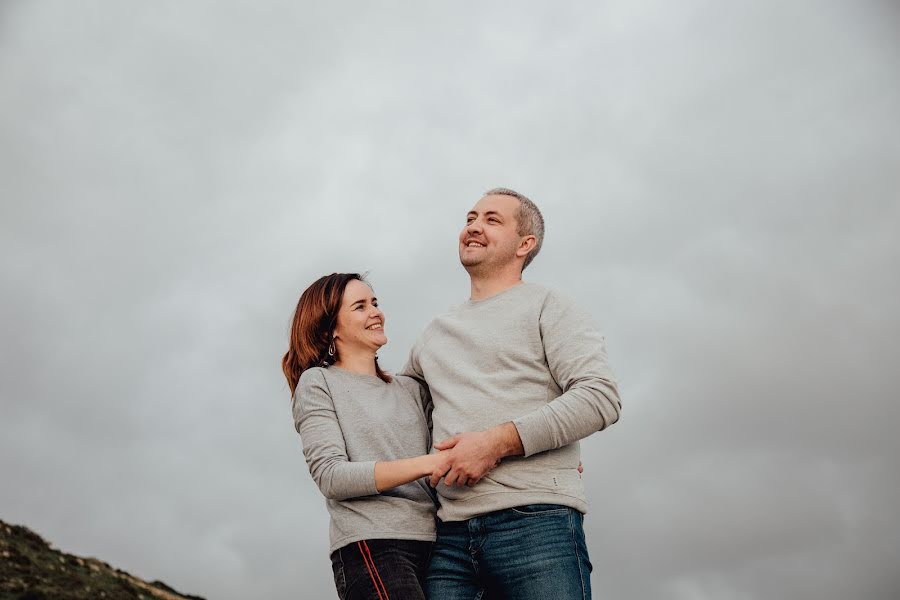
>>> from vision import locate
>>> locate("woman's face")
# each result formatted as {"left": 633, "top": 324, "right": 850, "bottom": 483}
{"left": 333, "top": 279, "right": 387, "bottom": 355}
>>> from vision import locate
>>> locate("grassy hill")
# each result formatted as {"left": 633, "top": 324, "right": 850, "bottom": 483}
{"left": 0, "top": 519, "right": 205, "bottom": 600}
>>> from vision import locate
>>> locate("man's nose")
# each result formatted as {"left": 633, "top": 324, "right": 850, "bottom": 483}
{"left": 466, "top": 219, "right": 482, "bottom": 233}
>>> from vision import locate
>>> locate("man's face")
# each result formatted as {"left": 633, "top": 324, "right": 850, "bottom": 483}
{"left": 458, "top": 194, "right": 523, "bottom": 272}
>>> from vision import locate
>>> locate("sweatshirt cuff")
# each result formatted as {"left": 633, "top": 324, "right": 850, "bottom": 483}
{"left": 512, "top": 408, "right": 554, "bottom": 458}
{"left": 345, "top": 460, "right": 380, "bottom": 497}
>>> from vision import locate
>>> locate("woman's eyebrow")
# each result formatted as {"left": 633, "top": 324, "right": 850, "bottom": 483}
{"left": 350, "top": 297, "right": 377, "bottom": 307}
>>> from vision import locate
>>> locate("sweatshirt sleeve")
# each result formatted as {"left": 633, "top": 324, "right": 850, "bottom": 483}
{"left": 512, "top": 290, "right": 621, "bottom": 457}
{"left": 397, "top": 329, "right": 427, "bottom": 384}
{"left": 397, "top": 375, "right": 434, "bottom": 449}
{"left": 398, "top": 333, "right": 434, "bottom": 449}
{"left": 293, "top": 369, "right": 379, "bottom": 500}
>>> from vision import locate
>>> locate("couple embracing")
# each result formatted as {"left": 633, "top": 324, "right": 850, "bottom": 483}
{"left": 282, "top": 188, "right": 622, "bottom": 599}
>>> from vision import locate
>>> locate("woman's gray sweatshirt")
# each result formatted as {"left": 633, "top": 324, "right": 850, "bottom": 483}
{"left": 292, "top": 367, "right": 437, "bottom": 554}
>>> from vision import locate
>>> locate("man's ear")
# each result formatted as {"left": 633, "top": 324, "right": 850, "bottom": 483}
{"left": 516, "top": 235, "right": 537, "bottom": 258}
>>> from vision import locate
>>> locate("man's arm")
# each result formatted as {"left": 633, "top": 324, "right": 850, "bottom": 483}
{"left": 511, "top": 290, "right": 621, "bottom": 457}
{"left": 397, "top": 328, "right": 428, "bottom": 384}
{"left": 431, "top": 424, "right": 585, "bottom": 487}
{"left": 430, "top": 422, "right": 520, "bottom": 487}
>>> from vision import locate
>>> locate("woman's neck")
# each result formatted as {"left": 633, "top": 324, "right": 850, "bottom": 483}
{"left": 334, "top": 349, "right": 378, "bottom": 376}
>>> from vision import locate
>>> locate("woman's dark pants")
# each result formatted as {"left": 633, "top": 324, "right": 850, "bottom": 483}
{"left": 331, "top": 539, "right": 433, "bottom": 600}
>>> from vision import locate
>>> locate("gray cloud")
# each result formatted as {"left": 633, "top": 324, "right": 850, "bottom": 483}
{"left": 2, "top": 1, "right": 898, "bottom": 599}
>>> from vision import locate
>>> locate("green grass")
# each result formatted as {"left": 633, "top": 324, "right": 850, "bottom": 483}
{"left": 0, "top": 519, "right": 204, "bottom": 600}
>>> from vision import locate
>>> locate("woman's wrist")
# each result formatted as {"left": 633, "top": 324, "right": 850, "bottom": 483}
{"left": 420, "top": 453, "right": 439, "bottom": 476}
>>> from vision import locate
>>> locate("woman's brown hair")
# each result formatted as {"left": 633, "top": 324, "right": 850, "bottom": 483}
{"left": 282, "top": 273, "right": 391, "bottom": 395}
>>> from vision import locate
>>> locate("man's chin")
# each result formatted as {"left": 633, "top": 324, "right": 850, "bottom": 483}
{"left": 459, "top": 248, "right": 487, "bottom": 263}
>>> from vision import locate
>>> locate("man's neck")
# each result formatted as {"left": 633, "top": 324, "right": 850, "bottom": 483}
{"left": 468, "top": 269, "right": 524, "bottom": 301}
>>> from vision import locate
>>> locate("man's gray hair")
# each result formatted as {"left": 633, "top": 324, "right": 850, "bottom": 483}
{"left": 484, "top": 187, "right": 544, "bottom": 270}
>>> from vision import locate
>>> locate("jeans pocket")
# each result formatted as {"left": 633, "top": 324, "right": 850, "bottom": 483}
{"left": 509, "top": 503, "right": 571, "bottom": 517}
{"left": 331, "top": 548, "right": 347, "bottom": 599}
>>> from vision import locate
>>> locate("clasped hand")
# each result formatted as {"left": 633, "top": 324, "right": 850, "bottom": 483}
{"left": 428, "top": 430, "right": 503, "bottom": 488}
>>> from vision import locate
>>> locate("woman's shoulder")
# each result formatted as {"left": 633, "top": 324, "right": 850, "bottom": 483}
{"left": 392, "top": 374, "right": 427, "bottom": 399}
{"left": 298, "top": 366, "right": 329, "bottom": 390}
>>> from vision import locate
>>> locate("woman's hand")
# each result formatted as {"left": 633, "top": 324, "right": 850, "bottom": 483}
{"left": 427, "top": 451, "right": 453, "bottom": 485}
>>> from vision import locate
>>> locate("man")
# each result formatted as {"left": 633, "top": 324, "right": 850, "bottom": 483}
{"left": 401, "top": 188, "right": 621, "bottom": 599}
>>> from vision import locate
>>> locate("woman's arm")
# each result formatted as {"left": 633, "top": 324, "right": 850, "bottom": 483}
{"left": 294, "top": 369, "right": 378, "bottom": 500}
{"left": 375, "top": 453, "right": 448, "bottom": 492}
{"left": 294, "top": 368, "right": 447, "bottom": 500}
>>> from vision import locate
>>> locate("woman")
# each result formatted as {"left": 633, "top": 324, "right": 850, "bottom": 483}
{"left": 282, "top": 273, "right": 449, "bottom": 600}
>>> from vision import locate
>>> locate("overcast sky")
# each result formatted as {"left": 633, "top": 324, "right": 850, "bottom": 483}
{"left": 2, "top": 1, "right": 899, "bottom": 599}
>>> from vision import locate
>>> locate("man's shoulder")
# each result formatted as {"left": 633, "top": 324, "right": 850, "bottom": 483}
{"left": 521, "top": 281, "right": 554, "bottom": 299}
{"left": 412, "top": 283, "right": 579, "bottom": 340}
{"left": 420, "top": 300, "right": 469, "bottom": 329}
{"left": 517, "top": 282, "right": 580, "bottom": 313}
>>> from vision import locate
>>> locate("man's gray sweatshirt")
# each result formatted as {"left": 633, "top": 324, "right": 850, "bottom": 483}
{"left": 293, "top": 367, "right": 437, "bottom": 553}
{"left": 401, "top": 282, "right": 621, "bottom": 522}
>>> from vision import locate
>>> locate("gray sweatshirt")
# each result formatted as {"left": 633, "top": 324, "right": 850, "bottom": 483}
{"left": 401, "top": 282, "right": 621, "bottom": 522}
{"left": 293, "top": 366, "right": 437, "bottom": 553}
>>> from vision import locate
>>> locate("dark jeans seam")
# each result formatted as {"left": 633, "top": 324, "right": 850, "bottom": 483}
{"left": 335, "top": 547, "right": 346, "bottom": 599}
{"left": 568, "top": 510, "right": 587, "bottom": 600}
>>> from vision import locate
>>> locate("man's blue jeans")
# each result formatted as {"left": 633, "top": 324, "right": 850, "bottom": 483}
{"left": 426, "top": 504, "right": 593, "bottom": 599}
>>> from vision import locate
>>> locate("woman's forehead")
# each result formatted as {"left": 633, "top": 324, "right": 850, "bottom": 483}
{"left": 342, "top": 279, "right": 375, "bottom": 304}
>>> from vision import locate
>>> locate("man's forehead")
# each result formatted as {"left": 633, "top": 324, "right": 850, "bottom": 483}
{"left": 468, "top": 194, "right": 520, "bottom": 215}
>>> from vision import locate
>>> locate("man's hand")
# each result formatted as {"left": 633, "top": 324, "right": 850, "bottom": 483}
{"left": 430, "top": 422, "right": 524, "bottom": 488}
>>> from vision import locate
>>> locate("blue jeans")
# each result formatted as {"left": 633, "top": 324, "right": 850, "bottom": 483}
{"left": 426, "top": 504, "right": 592, "bottom": 600}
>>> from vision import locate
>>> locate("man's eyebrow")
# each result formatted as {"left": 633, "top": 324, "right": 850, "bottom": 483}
{"left": 467, "top": 210, "right": 504, "bottom": 218}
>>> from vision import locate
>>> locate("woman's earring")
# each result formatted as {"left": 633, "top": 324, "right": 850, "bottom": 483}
{"left": 328, "top": 340, "right": 335, "bottom": 357}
